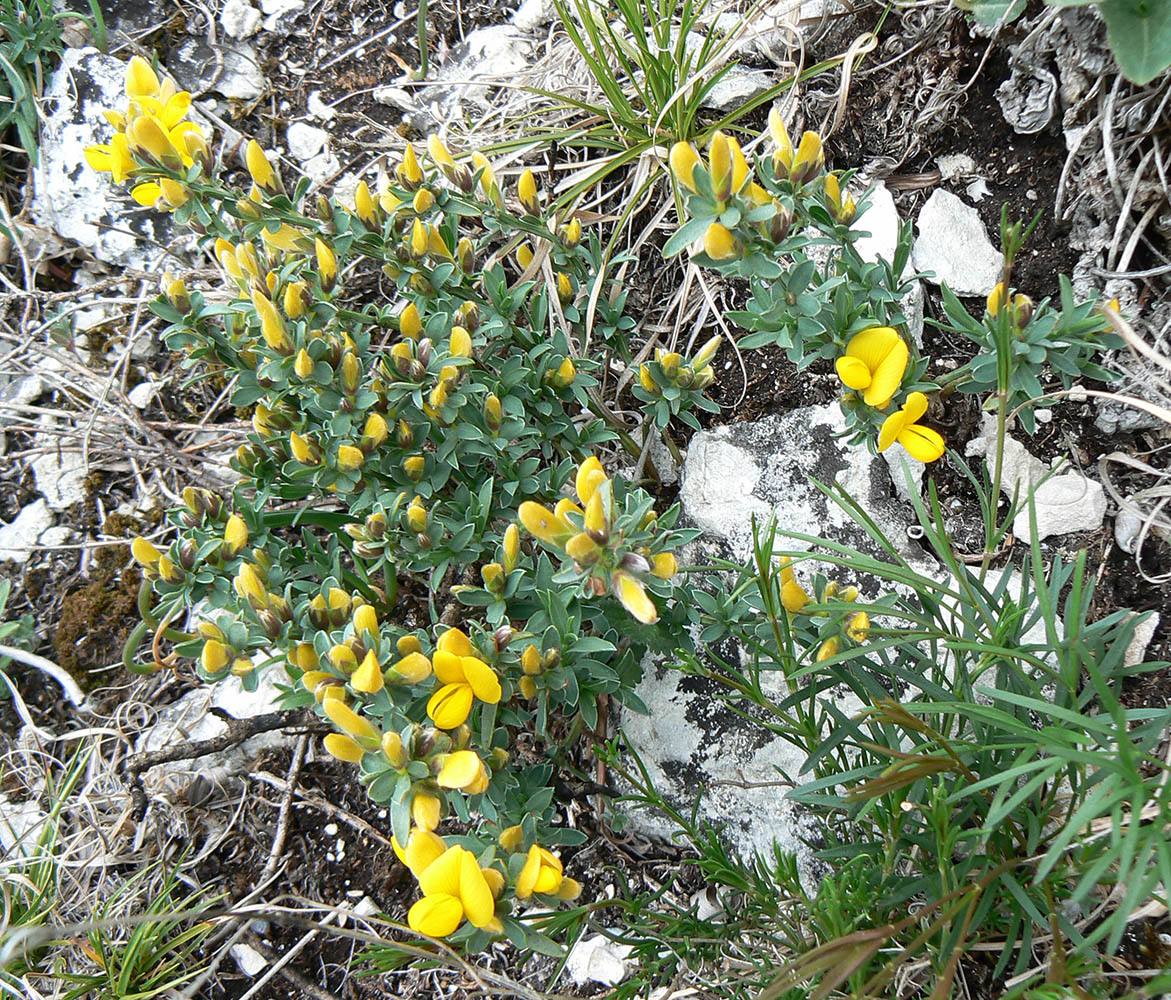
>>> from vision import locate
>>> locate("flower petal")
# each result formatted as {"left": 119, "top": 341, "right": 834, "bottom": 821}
{"left": 432, "top": 649, "right": 466, "bottom": 685}
{"left": 877, "top": 409, "right": 910, "bottom": 453}
{"left": 460, "top": 656, "right": 502, "bottom": 704}
{"left": 436, "top": 750, "right": 483, "bottom": 789}
{"left": 408, "top": 894, "right": 463, "bottom": 937}
{"left": 612, "top": 571, "right": 659, "bottom": 624}
{"left": 863, "top": 336, "right": 908, "bottom": 408}
{"left": 835, "top": 355, "right": 871, "bottom": 392}
{"left": 427, "top": 683, "right": 473, "bottom": 729}
{"left": 404, "top": 829, "right": 447, "bottom": 876}
{"left": 130, "top": 182, "right": 161, "bottom": 206}
{"left": 418, "top": 846, "right": 464, "bottom": 897}
{"left": 902, "top": 390, "right": 929, "bottom": 423}
{"left": 899, "top": 424, "right": 945, "bottom": 463}
{"left": 845, "top": 327, "right": 899, "bottom": 372}
{"left": 458, "top": 852, "right": 495, "bottom": 929}
{"left": 516, "top": 845, "right": 541, "bottom": 899}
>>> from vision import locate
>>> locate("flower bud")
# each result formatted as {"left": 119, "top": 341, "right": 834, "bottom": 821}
{"left": 412, "top": 188, "right": 435, "bottom": 214}
{"left": 481, "top": 562, "right": 505, "bottom": 595}
{"left": 381, "top": 731, "right": 408, "bottom": 768}
{"left": 316, "top": 238, "right": 338, "bottom": 292}
{"left": 294, "top": 348, "right": 315, "bottom": 379}
{"left": 341, "top": 352, "right": 361, "bottom": 394}
{"left": 245, "top": 139, "right": 279, "bottom": 193}
{"left": 131, "top": 536, "right": 161, "bottom": 571}
{"left": 502, "top": 523, "right": 520, "bottom": 571}
{"left": 691, "top": 335, "right": 722, "bottom": 370}
{"left": 223, "top": 514, "right": 248, "bottom": 557}
{"left": 566, "top": 531, "right": 601, "bottom": 566}
{"left": 518, "top": 168, "right": 540, "bottom": 215}
{"left": 352, "top": 650, "right": 385, "bottom": 693}
{"left": 404, "top": 455, "right": 425, "bottom": 481}
{"left": 362, "top": 412, "right": 389, "bottom": 449}
{"left": 162, "top": 273, "right": 191, "bottom": 313}
{"left": 457, "top": 236, "right": 475, "bottom": 273}
{"left": 449, "top": 325, "right": 472, "bottom": 358}
{"left": 484, "top": 393, "right": 503, "bottom": 433}
{"left": 561, "top": 217, "right": 582, "bottom": 248}
{"left": 407, "top": 497, "right": 428, "bottom": 533}
{"left": 492, "top": 624, "right": 514, "bottom": 651}
{"left": 355, "top": 180, "right": 379, "bottom": 228}
{"left": 397, "top": 143, "right": 423, "bottom": 188}
{"left": 353, "top": 603, "right": 378, "bottom": 637}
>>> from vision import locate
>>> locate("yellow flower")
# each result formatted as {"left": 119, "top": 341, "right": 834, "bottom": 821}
{"left": 768, "top": 108, "right": 794, "bottom": 174}
{"left": 323, "top": 698, "right": 381, "bottom": 748}
{"left": 389, "top": 651, "right": 433, "bottom": 684}
{"left": 393, "top": 828, "right": 447, "bottom": 877}
{"left": 252, "top": 289, "right": 293, "bottom": 354}
{"left": 703, "top": 222, "right": 740, "bottom": 261}
{"left": 846, "top": 611, "right": 870, "bottom": 643}
{"left": 436, "top": 750, "right": 491, "bottom": 795}
{"left": 669, "top": 141, "right": 700, "bottom": 192}
{"left": 412, "top": 791, "right": 442, "bottom": 831}
{"left": 126, "top": 115, "right": 182, "bottom": 169}
{"left": 449, "top": 325, "right": 472, "bottom": 358}
{"left": 355, "top": 180, "right": 379, "bottom": 228}
{"left": 223, "top": 514, "right": 248, "bottom": 556}
{"left": 816, "top": 637, "right": 840, "bottom": 662}
{"left": 499, "top": 824, "right": 523, "bottom": 853}
{"left": 789, "top": 130, "right": 825, "bottom": 185}
{"left": 363, "top": 412, "right": 389, "bottom": 447}
{"left": 352, "top": 650, "right": 384, "bottom": 694}
{"left": 877, "top": 391, "right": 945, "bottom": 463}
{"left": 518, "top": 168, "right": 539, "bottom": 215}
{"left": 515, "top": 844, "right": 565, "bottom": 899}
{"left": 502, "top": 523, "right": 520, "bottom": 571}
{"left": 397, "top": 143, "right": 423, "bottom": 188}
{"left": 427, "top": 647, "right": 502, "bottom": 729}
{"left": 650, "top": 552, "right": 678, "bottom": 579}
{"left": 612, "top": 571, "right": 659, "bottom": 624}
{"left": 834, "top": 327, "right": 908, "bottom": 409}
{"left": 84, "top": 133, "right": 135, "bottom": 183}
{"left": 824, "top": 174, "right": 855, "bottom": 224}
{"left": 245, "top": 139, "right": 278, "bottom": 192}
{"left": 471, "top": 151, "right": 502, "bottom": 206}
{"left": 130, "top": 536, "right": 161, "bottom": 571}
{"left": 575, "top": 455, "right": 607, "bottom": 505}
{"left": 779, "top": 558, "right": 809, "bottom": 614}
{"left": 290, "top": 431, "right": 317, "bottom": 465}
{"left": 125, "top": 55, "right": 161, "bottom": 98}
{"left": 518, "top": 502, "right": 573, "bottom": 547}
{"left": 353, "top": 604, "right": 378, "bottom": 636}
{"left": 324, "top": 733, "right": 366, "bottom": 763}
{"left": 200, "top": 639, "right": 230, "bottom": 674}
{"left": 399, "top": 302, "right": 423, "bottom": 341}
{"left": 316, "top": 238, "right": 337, "bottom": 292}
{"left": 408, "top": 846, "right": 498, "bottom": 936}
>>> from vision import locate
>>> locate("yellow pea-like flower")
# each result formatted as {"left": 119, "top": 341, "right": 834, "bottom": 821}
{"left": 324, "top": 697, "right": 381, "bottom": 748}
{"left": 223, "top": 514, "right": 248, "bottom": 556}
{"left": 400, "top": 302, "right": 422, "bottom": 341}
{"left": 252, "top": 289, "right": 293, "bottom": 354}
{"left": 413, "top": 188, "right": 435, "bottom": 214}
{"left": 245, "top": 139, "right": 278, "bottom": 192}
{"left": 294, "top": 349, "right": 314, "bottom": 379}
{"left": 316, "top": 238, "right": 337, "bottom": 292}
{"left": 517, "top": 168, "right": 539, "bottom": 215}
{"left": 200, "top": 639, "right": 230, "bottom": 674}
{"left": 670, "top": 141, "right": 700, "bottom": 192}
{"left": 703, "top": 222, "right": 741, "bottom": 261}
{"left": 290, "top": 431, "right": 317, "bottom": 465}
{"left": 337, "top": 445, "right": 365, "bottom": 472}
{"left": 612, "top": 571, "right": 659, "bottom": 624}
{"left": 352, "top": 650, "right": 385, "bottom": 694}
{"left": 324, "top": 733, "right": 367, "bottom": 763}
{"left": 413, "top": 791, "right": 442, "bottom": 831}
{"left": 650, "top": 552, "right": 678, "bottom": 579}
{"left": 355, "top": 180, "right": 378, "bottom": 227}
{"left": 131, "top": 536, "right": 161, "bottom": 570}
{"left": 353, "top": 603, "right": 378, "bottom": 636}
{"left": 449, "top": 325, "right": 472, "bottom": 358}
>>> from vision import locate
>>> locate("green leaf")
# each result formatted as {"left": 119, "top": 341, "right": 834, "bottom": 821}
{"left": 1097, "top": 0, "right": 1171, "bottom": 85}
{"left": 972, "top": 0, "right": 1026, "bottom": 23}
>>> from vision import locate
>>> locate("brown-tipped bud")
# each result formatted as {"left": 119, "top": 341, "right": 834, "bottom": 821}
{"left": 492, "top": 625, "right": 514, "bottom": 651}
{"left": 417, "top": 338, "right": 432, "bottom": 369}
{"left": 454, "top": 300, "right": 479, "bottom": 332}
{"left": 620, "top": 551, "right": 651, "bottom": 575}
{"left": 157, "top": 555, "right": 184, "bottom": 584}
{"left": 257, "top": 607, "right": 282, "bottom": 639}
{"left": 541, "top": 647, "right": 561, "bottom": 670}
{"left": 178, "top": 539, "right": 198, "bottom": 570}
{"left": 457, "top": 237, "right": 474, "bottom": 273}
{"left": 767, "top": 202, "right": 793, "bottom": 243}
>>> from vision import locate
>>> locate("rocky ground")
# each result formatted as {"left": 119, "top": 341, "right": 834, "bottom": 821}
{"left": 2, "top": 0, "right": 1170, "bottom": 997}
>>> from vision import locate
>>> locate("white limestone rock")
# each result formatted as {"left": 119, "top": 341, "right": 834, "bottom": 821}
{"left": 32, "top": 48, "right": 180, "bottom": 270}
{"left": 230, "top": 943, "right": 268, "bottom": 976}
{"left": 0, "top": 500, "right": 55, "bottom": 565}
{"left": 221, "top": 0, "right": 262, "bottom": 38}
{"left": 912, "top": 189, "right": 1002, "bottom": 296}
{"left": 701, "top": 69, "right": 777, "bottom": 111}
{"left": 169, "top": 38, "right": 266, "bottom": 100}
{"left": 31, "top": 420, "right": 87, "bottom": 510}
{"left": 136, "top": 660, "right": 291, "bottom": 797}
{"left": 965, "top": 415, "right": 1106, "bottom": 543}
{"left": 620, "top": 405, "right": 932, "bottom": 869}
{"left": 565, "top": 934, "right": 636, "bottom": 986}
{"left": 286, "top": 121, "right": 329, "bottom": 161}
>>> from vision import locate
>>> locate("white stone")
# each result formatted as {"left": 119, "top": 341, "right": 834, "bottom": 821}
{"left": 0, "top": 374, "right": 45, "bottom": 453}
{"left": 306, "top": 90, "right": 336, "bottom": 121}
{"left": 38, "top": 525, "right": 74, "bottom": 547}
{"left": 221, "top": 0, "right": 262, "bottom": 38}
{"left": 0, "top": 500, "right": 54, "bottom": 564}
{"left": 302, "top": 149, "right": 340, "bottom": 185}
{"left": 1014, "top": 473, "right": 1106, "bottom": 543}
{"left": 701, "top": 69, "right": 777, "bottom": 111}
{"left": 31, "top": 423, "right": 87, "bottom": 510}
{"left": 513, "top": 0, "right": 555, "bottom": 31}
{"left": 1124, "top": 613, "right": 1159, "bottom": 668}
{"left": 565, "top": 934, "right": 635, "bottom": 986}
{"left": 965, "top": 416, "right": 1106, "bottom": 543}
{"left": 218, "top": 42, "right": 267, "bottom": 100}
{"left": 936, "top": 153, "right": 977, "bottom": 180}
{"left": 32, "top": 49, "right": 179, "bottom": 270}
{"left": 352, "top": 895, "right": 380, "bottom": 917}
{"left": 230, "top": 943, "right": 268, "bottom": 976}
{"left": 286, "top": 122, "right": 329, "bottom": 161}
{"left": 852, "top": 181, "right": 900, "bottom": 269}
{"left": 127, "top": 382, "right": 158, "bottom": 409}
{"left": 372, "top": 86, "right": 415, "bottom": 111}
{"left": 912, "top": 189, "right": 1002, "bottom": 297}
{"left": 137, "top": 659, "right": 291, "bottom": 796}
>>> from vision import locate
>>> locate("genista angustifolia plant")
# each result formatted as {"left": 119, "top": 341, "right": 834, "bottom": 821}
{"left": 667, "top": 114, "right": 1122, "bottom": 464}
{"left": 90, "top": 56, "right": 703, "bottom": 952}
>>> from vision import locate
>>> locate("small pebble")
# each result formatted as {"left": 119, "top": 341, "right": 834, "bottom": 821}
{"left": 324, "top": 822, "right": 338, "bottom": 835}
